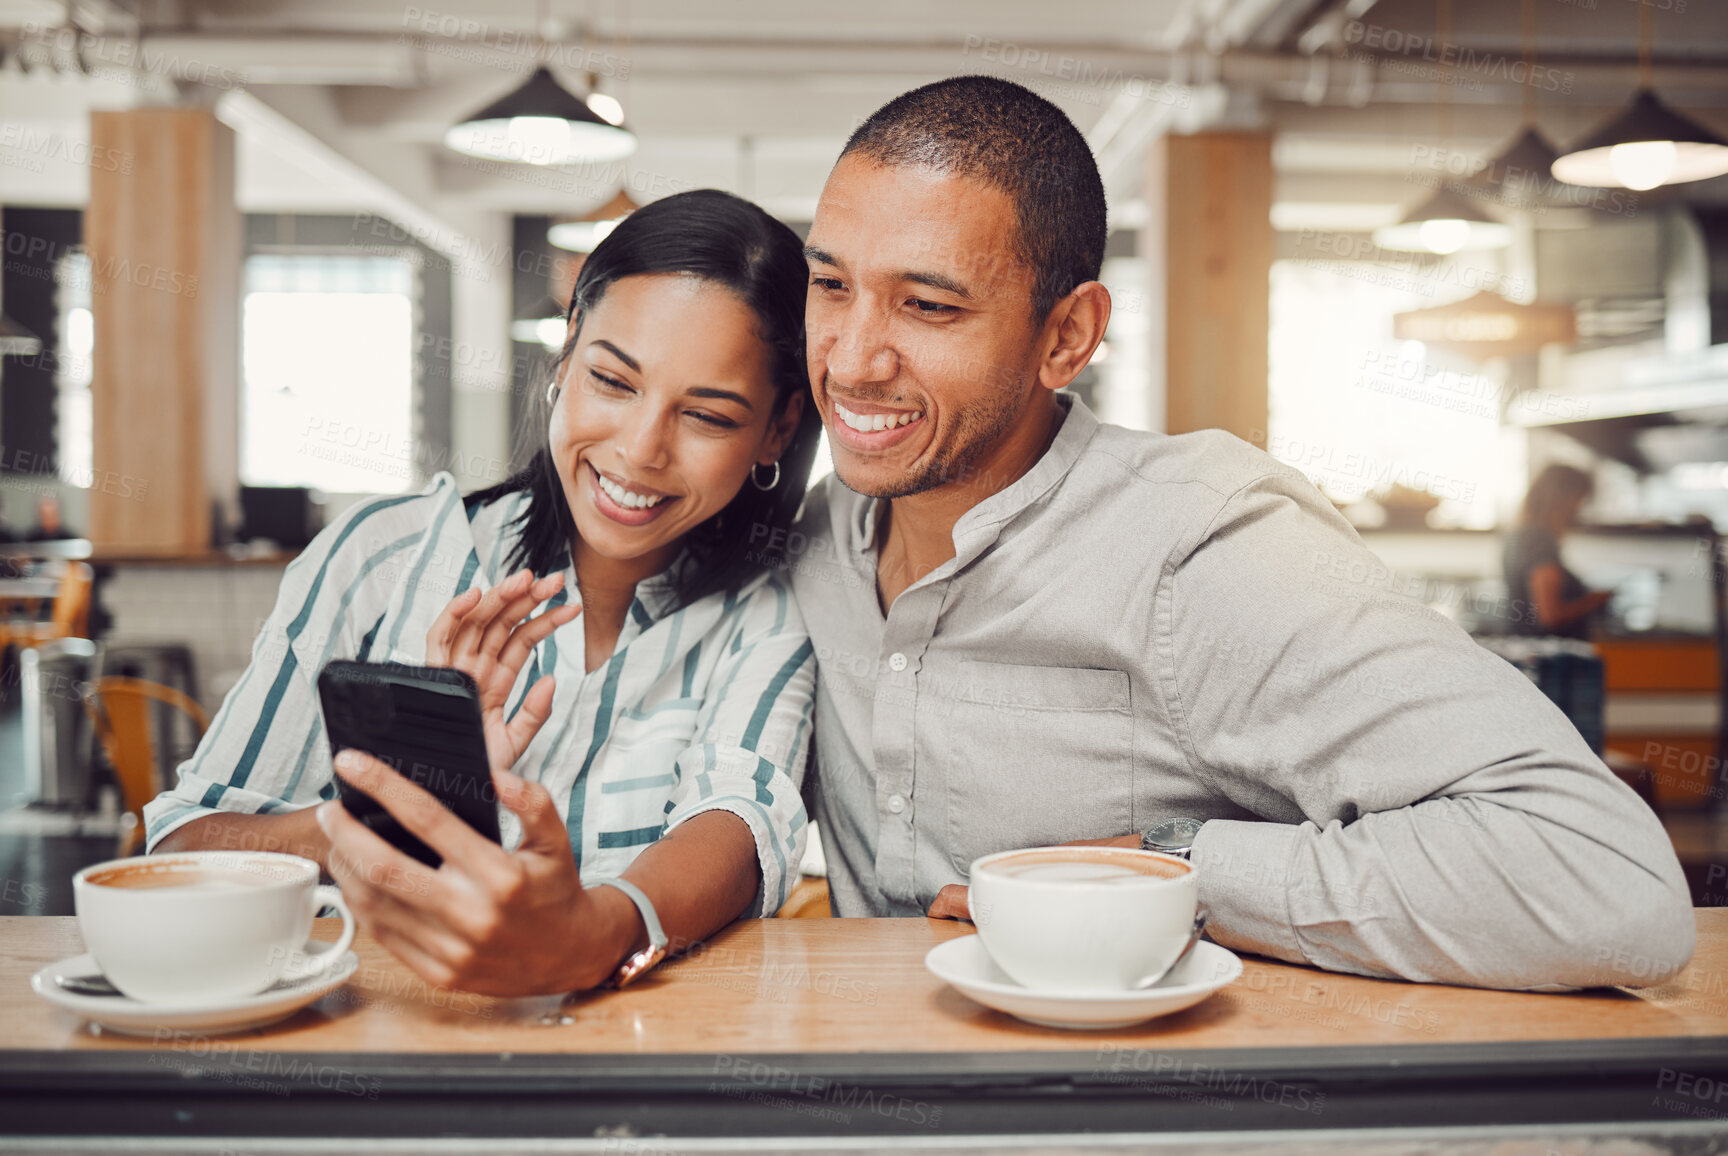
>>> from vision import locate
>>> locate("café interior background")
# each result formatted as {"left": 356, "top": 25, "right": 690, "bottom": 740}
{"left": 0, "top": 0, "right": 1726, "bottom": 914}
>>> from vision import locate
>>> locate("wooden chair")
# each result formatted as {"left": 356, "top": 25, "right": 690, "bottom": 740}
{"left": 776, "top": 876, "right": 832, "bottom": 918}
{"left": 83, "top": 677, "right": 209, "bottom": 856}
{"left": 0, "top": 561, "right": 93, "bottom": 651}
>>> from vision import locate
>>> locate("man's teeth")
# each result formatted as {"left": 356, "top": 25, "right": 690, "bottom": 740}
{"left": 834, "top": 401, "right": 923, "bottom": 433}
{"left": 596, "top": 472, "right": 668, "bottom": 510}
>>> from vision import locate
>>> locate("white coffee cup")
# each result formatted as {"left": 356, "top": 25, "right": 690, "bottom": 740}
{"left": 73, "top": 851, "right": 355, "bottom": 1005}
{"left": 968, "top": 845, "right": 1199, "bottom": 992}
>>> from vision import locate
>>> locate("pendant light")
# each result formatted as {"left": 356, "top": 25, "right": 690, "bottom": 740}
{"left": 1466, "top": 0, "right": 1580, "bottom": 209}
{"left": 444, "top": 3, "right": 635, "bottom": 165}
{"left": 445, "top": 66, "right": 635, "bottom": 165}
{"left": 1376, "top": 0, "right": 1511, "bottom": 254}
{"left": 548, "top": 189, "right": 639, "bottom": 252}
{"left": 1552, "top": 4, "right": 1728, "bottom": 190}
{"left": 1374, "top": 187, "right": 1513, "bottom": 254}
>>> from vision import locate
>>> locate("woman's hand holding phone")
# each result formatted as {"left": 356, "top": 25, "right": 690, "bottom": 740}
{"left": 315, "top": 570, "right": 643, "bottom": 995}
{"left": 317, "top": 747, "right": 642, "bottom": 995}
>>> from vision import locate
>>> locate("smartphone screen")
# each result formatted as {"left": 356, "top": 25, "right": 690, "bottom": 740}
{"left": 316, "top": 660, "right": 502, "bottom": 867}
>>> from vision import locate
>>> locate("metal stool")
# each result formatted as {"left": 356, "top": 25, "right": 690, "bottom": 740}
{"left": 17, "top": 638, "right": 98, "bottom": 809}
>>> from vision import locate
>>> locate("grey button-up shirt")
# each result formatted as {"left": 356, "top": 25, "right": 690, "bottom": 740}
{"left": 788, "top": 394, "right": 1694, "bottom": 990}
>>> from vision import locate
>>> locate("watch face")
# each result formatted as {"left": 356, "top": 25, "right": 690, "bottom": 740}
{"left": 1147, "top": 817, "right": 1205, "bottom": 849}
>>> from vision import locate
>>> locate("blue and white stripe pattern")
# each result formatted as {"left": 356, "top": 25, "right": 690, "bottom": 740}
{"left": 143, "top": 473, "right": 814, "bottom": 916}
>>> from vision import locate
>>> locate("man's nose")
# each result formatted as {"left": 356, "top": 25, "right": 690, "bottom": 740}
{"left": 821, "top": 300, "right": 898, "bottom": 391}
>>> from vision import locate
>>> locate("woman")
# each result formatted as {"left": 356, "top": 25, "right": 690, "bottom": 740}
{"left": 1502, "top": 463, "right": 1611, "bottom": 639}
{"left": 145, "top": 189, "right": 823, "bottom": 995}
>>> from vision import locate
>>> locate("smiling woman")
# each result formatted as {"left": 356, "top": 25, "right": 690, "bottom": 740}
{"left": 143, "top": 190, "right": 828, "bottom": 997}
{"left": 476, "top": 190, "right": 824, "bottom": 612}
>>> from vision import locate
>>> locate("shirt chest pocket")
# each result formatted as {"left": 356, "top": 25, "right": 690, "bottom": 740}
{"left": 925, "top": 661, "right": 1134, "bottom": 875}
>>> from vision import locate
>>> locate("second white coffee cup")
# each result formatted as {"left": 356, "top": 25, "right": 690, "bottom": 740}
{"left": 969, "top": 845, "right": 1199, "bottom": 992}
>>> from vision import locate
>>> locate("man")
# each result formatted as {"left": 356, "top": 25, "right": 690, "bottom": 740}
{"left": 787, "top": 75, "right": 1693, "bottom": 990}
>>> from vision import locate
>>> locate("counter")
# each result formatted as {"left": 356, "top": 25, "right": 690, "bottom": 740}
{"left": 6, "top": 913, "right": 1728, "bottom": 1145}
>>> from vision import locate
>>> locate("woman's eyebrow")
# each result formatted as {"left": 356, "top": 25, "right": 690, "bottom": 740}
{"left": 590, "top": 339, "right": 641, "bottom": 372}
{"left": 686, "top": 386, "right": 755, "bottom": 412}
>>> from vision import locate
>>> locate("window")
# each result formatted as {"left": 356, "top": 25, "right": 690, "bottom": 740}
{"left": 240, "top": 253, "right": 417, "bottom": 493}
{"left": 54, "top": 250, "right": 93, "bottom": 487}
{"left": 1268, "top": 261, "right": 1522, "bottom": 530}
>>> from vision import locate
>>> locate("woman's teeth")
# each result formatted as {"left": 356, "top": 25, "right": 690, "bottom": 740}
{"left": 834, "top": 401, "right": 923, "bottom": 433}
{"left": 596, "top": 471, "right": 668, "bottom": 510}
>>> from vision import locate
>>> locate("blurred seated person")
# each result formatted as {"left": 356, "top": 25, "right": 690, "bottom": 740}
{"left": 1502, "top": 464, "right": 1611, "bottom": 639}
{"left": 25, "top": 494, "right": 74, "bottom": 541}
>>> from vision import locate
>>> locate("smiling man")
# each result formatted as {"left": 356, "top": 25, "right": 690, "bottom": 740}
{"left": 787, "top": 75, "right": 1694, "bottom": 990}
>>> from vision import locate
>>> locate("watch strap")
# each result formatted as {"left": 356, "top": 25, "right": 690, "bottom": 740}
{"left": 585, "top": 877, "right": 668, "bottom": 987}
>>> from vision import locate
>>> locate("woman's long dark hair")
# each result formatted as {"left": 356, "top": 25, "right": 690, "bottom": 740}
{"left": 466, "top": 189, "right": 821, "bottom": 611}
{"left": 1520, "top": 464, "right": 1593, "bottom": 529}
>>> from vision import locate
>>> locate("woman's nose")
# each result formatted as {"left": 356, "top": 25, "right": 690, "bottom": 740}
{"left": 618, "top": 408, "right": 673, "bottom": 471}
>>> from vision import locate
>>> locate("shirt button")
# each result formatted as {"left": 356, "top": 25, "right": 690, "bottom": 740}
{"left": 888, "top": 652, "right": 908, "bottom": 672}
{"left": 887, "top": 794, "right": 907, "bottom": 814}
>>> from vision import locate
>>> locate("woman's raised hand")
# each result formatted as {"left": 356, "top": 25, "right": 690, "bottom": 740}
{"left": 424, "top": 568, "right": 582, "bottom": 775}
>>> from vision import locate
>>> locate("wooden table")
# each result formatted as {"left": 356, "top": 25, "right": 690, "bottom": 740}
{"left": 7, "top": 913, "right": 1728, "bottom": 1147}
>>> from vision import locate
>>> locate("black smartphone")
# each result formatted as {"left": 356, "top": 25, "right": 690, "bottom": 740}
{"left": 316, "top": 659, "right": 501, "bottom": 868}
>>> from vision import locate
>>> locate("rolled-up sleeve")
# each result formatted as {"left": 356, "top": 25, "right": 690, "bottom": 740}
{"left": 666, "top": 575, "right": 815, "bottom": 917}
{"left": 142, "top": 495, "right": 422, "bottom": 852}
{"left": 1165, "top": 472, "right": 1695, "bottom": 990}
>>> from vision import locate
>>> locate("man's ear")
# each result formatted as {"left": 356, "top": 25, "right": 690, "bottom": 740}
{"left": 763, "top": 389, "right": 807, "bottom": 463}
{"left": 1036, "top": 282, "right": 1112, "bottom": 393}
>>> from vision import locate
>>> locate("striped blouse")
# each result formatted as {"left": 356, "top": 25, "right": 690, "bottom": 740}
{"left": 143, "top": 474, "right": 815, "bottom": 916}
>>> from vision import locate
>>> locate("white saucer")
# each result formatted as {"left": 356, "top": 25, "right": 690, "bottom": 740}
{"left": 31, "top": 940, "right": 360, "bottom": 1037}
{"left": 925, "top": 935, "right": 1242, "bottom": 1030}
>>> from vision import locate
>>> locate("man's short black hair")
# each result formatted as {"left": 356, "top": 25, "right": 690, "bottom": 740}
{"left": 840, "top": 74, "right": 1107, "bottom": 321}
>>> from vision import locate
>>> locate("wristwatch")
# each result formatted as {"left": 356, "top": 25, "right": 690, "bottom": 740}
{"left": 1142, "top": 817, "right": 1206, "bottom": 860}
{"left": 585, "top": 877, "right": 668, "bottom": 988}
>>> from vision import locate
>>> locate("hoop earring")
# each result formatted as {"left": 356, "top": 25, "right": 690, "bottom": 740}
{"left": 545, "top": 379, "right": 560, "bottom": 406}
{"left": 750, "top": 460, "right": 781, "bottom": 491}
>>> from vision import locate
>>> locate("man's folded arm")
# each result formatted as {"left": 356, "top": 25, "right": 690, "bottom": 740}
{"left": 1164, "top": 469, "right": 1694, "bottom": 990}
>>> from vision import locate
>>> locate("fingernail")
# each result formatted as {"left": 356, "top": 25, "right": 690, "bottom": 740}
{"left": 315, "top": 801, "right": 335, "bottom": 831}
{"left": 335, "top": 749, "right": 361, "bottom": 773}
